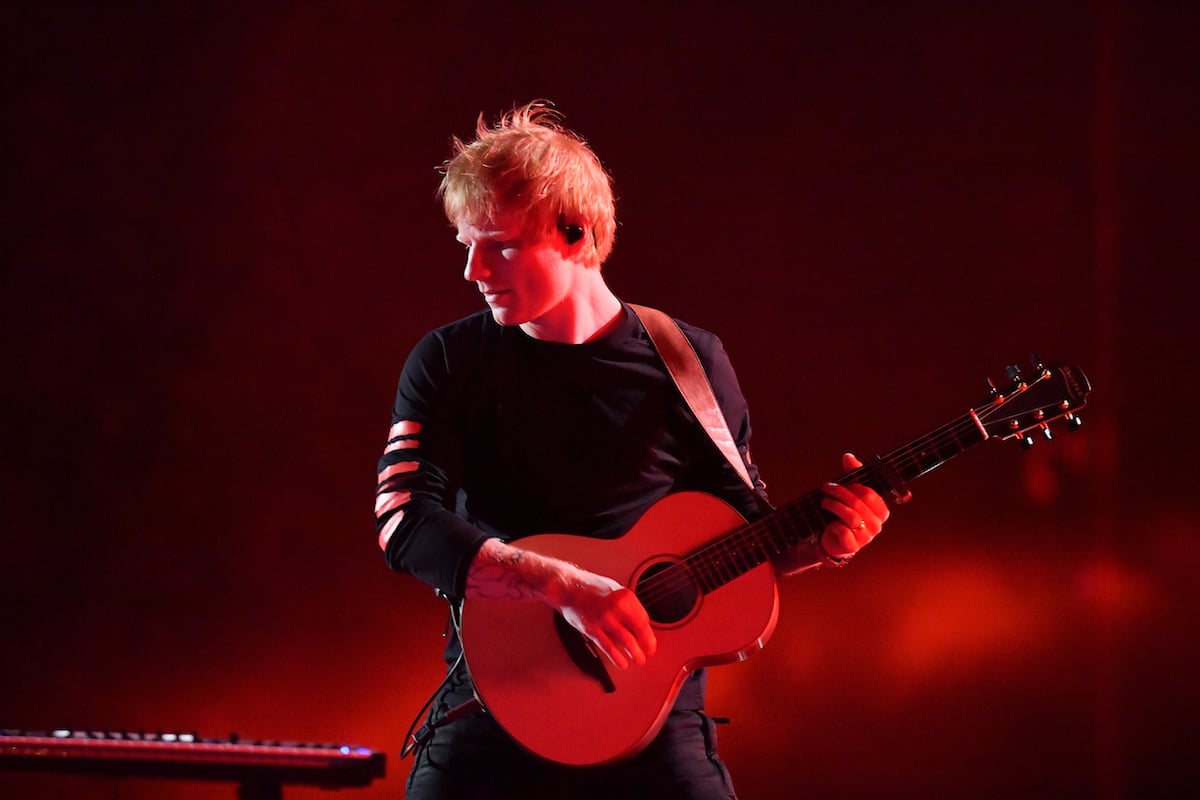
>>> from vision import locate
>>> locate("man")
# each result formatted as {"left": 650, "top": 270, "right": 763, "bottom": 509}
{"left": 376, "top": 102, "right": 889, "bottom": 799}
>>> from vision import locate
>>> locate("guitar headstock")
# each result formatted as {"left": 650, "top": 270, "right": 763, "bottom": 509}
{"left": 974, "top": 359, "right": 1091, "bottom": 447}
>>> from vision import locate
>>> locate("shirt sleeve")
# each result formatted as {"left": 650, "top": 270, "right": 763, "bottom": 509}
{"left": 374, "top": 329, "right": 490, "bottom": 599}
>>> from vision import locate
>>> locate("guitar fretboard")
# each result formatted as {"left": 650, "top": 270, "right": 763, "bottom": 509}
{"left": 682, "top": 411, "right": 986, "bottom": 592}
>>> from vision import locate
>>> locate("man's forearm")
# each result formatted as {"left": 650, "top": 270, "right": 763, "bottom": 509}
{"left": 465, "top": 537, "right": 573, "bottom": 604}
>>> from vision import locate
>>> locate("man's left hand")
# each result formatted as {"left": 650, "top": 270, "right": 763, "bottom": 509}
{"left": 819, "top": 452, "right": 891, "bottom": 559}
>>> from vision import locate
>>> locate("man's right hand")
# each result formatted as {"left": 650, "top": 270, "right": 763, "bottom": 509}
{"left": 465, "top": 537, "right": 657, "bottom": 669}
{"left": 554, "top": 571, "right": 657, "bottom": 669}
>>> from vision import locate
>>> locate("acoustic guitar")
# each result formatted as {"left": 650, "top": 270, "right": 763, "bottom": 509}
{"left": 461, "top": 361, "right": 1091, "bottom": 765}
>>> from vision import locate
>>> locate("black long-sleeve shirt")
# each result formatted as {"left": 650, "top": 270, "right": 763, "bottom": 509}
{"left": 376, "top": 302, "right": 773, "bottom": 713}
{"left": 376, "top": 302, "right": 768, "bottom": 603}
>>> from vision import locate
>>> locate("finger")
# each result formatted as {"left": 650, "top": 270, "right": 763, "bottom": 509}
{"left": 856, "top": 487, "right": 890, "bottom": 523}
{"left": 605, "top": 618, "right": 646, "bottom": 667}
{"left": 593, "top": 591, "right": 650, "bottom": 668}
{"left": 841, "top": 450, "right": 906, "bottom": 522}
{"left": 823, "top": 483, "right": 870, "bottom": 527}
{"left": 631, "top": 622, "right": 657, "bottom": 661}
{"left": 622, "top": 617, "right": 657, "bottom": 661}
{"left": 642, "top": 626, "right": 658, "bottom": 658}
{"left": 820, "top": 525, "right": 855, "bottom": 558}
{"left": 822, "top": 497, "right": 879, "bottom": 554}
{"left": 619, "top": 587, "right": 657, "bottom": 657}
{"left": 824, "top": 481, "right": 867, "bottom": 511}
{"left": 613, "top": 591, "right": 657, "bottom": 661}
{"left": 828, "top": 479, "right": 890, "bottom": 533}
{"left": 841, "top": 484, "right": 891, "bottom": 528}
{"left": 821, "top": 494, "right": 866, "bottom": 533}
{"left": 589, "top": 629, "right": 629, "bottom": 670}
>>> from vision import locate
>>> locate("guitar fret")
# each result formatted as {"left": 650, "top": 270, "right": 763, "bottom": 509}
{"left": 719, "top": 538, "right": 738, "bottom": 575}
{"left": 751, "top": 531, "right": 774, "bottom": 562}
{"left": 914, "top": 432, "right": 944, "bottom": 473}
{"left": 693, "top": 553, "right": 719, "bottom": 593}
{"left": 731, "top": 536, "right": 754, "bottom": 573}
{"left": 772, "top": 521, "right": 793, "bottom": 554}
{"left": 737, "top": 529, "right": 769, "bottom": 569}
{"left": 711, "top": 557, "right": 728, "bottom": 583}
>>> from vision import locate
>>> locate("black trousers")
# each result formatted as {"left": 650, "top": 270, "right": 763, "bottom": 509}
{"left": 404, "top": 684, "right": 738, "bottom": 800}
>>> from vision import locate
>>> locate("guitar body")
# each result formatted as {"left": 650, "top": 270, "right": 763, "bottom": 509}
{"left": 461, "top": 491, "right": 780, "bottom": 766}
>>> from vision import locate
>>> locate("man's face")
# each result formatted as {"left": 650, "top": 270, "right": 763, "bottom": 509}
{"left": 455, "top": 212, "right": 581, "bottom": 329}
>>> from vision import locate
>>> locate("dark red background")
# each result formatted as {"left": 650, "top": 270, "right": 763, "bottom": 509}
{"left": 4, "top": 2, "right": 1198, "bottom": 798}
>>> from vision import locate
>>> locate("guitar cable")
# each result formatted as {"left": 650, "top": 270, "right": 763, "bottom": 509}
{"left": 400, "top": 599, "right": 478, "bottom": 758}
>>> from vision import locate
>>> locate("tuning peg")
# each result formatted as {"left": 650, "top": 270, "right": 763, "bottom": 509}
{"left": 1066, "top": 413, "right": 1083, "bottom": 432}
{"left": 1029, "top": 353, "right": 1045, "bottom": 372}
{"left": 1005, "top": 364, "right": 1027, "bottom": 392}
{"left": 986, "top": 377, "right": 1000, "bottom": 399}
{"left": 1019, "top": 434, "right": 1036, "bottom": 450}
{"left": 1040, "top": 423, "right": 1054, "bottom": 441}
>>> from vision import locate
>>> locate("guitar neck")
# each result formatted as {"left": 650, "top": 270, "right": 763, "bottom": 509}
{"left": 683, "top": 361, "right": 1090, "bottom": 595}
{"left": 686, "top": 411, "right": 988, "bottom": 593}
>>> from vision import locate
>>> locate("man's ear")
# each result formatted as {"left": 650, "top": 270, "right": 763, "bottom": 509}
{"left": 558, "top": 219, "right": 585, "bottom": 246}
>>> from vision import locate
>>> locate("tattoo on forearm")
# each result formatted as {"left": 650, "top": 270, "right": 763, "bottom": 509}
{"left": 466, "top": 544, "right": 546, "bottom": 601}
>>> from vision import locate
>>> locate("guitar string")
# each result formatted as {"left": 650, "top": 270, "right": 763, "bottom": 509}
{"left": 637, "top": 459, "right": 922, "bottom": 603}
{"left": 632, "top": 411, "right": 988, "bottom": 606}
{"left": 634, "top": 381, "right": 1065, "bottom": 607}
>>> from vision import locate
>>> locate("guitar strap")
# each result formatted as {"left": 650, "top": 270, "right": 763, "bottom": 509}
{"left": 627, "top": 304, "right": 757, "bottom": 493}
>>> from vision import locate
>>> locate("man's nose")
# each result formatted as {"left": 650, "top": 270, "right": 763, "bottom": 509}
{"left": 463, "top": 245, "right": 489, "bottom": 283}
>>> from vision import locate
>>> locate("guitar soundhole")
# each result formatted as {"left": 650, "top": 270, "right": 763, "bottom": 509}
{"left": 634, "top": 560, "right": 699, "bottom": 626}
